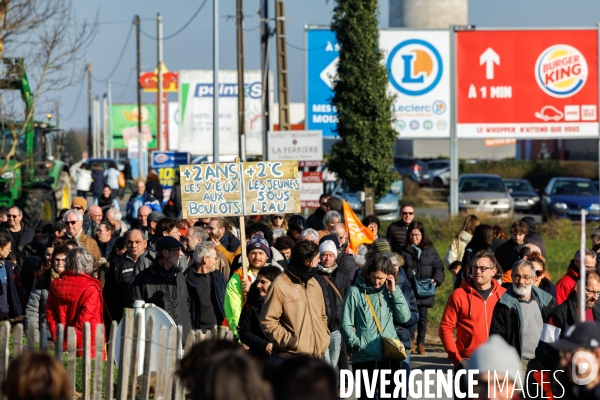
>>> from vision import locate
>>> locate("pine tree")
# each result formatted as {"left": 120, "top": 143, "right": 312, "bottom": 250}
{"left": 329, "top": 0, "right": 396, "bottom": 202}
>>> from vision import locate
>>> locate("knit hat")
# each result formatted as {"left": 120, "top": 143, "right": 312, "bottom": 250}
{"left": 371, "top": 239, "right": 391, "bottom": 254}
{"left": 248, "top": 231, "right": 271, "bottom": 258}
{"left": 467, "top": 335, "right": 523, "bottom": 389}
{"left": 319, "top": 234, "right": 340, "bottom": 249}
{"left": 148, "top": 211, "right": 165, "bottom": 223}
{"left": 319, "top": 240, "right": 337, "bottom": 255}
{"left": 71, "top": 197, "right": 87, "bottom": 212}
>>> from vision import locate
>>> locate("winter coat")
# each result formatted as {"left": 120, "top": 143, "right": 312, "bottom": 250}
{"left": 73, "top": 231, "right": 101, "bottom": 272}
{"left": 494, "top": 238, "right": 527, "bottom": 274}
{"left": 521, "top": 216, "right": 546, "bottom": 258}
{"left": 75, "top": 169, "right": 92, "bottom": 191}
{"left": 538, "top": 278, "right": 556, "bottom": 299}
{"left": 0, "top": 261, "right": 22, "bottom": 320}
{"left": 0, "top": 223, "right": 36, "bottom": 256}
{"left": 314, "top": 259, "right": 358, "bottom": 333}
{"left": 401, "top": 244, "right": 445, "bottom": 308}
{"left": 260, "top": 269, "right": 330, "bottom": 358}
{"left": 341, "top": 275, "right": 411, "bottom": 363}
{"left": 163, "top": 183, "right": 182, "bottom": 219}
{"left": 104, "top": 168, "right": 120, "bottom": 190}
{"left": 555, "top": 263, "right": 579, "bottom": 305}
{"left": 224, "top": 269, "right": 258, "bottom": 337}
{"left": 220, "top": 232, "right": 241, "bottom": 254}
{"left": 445, "top": 231, "right": 472, "bottom": 266}
{"left": 386, "top": 220, "right": 409, "bottom": 254}
{"left": 306, "top": 208, "right": 326, "bottom": 231}
{"left": 128, "top": 261, "right": 192, "bottom": 342}
{"left": 145, "top": 180, "right": 163, "bottom": 201}
{"left": 185, "top": 268, "right": 226, "bottom": 330}
{"left": 239, "top": 303, "right": 270, "bottom": 361}
{"left": 123, "top": 162, "right": 133, "bottom": 180}
{"left": 90, "top": 169, "right": 105, "bottom": 196}
{"left": 394, "top": 268, "right": 419, "bottom": 349}
{"left": 491, "top": 238, "right": 506, "bottom": 252}
{"left": 24, "top": 268, "right": 58, "bottom": 343}
{"left": 125, "top": 192, "right": 160, "bottom": 223}
{"left": 46, "top": 271, "right": 104, "bottom": 357}
{"left": 439, "top": 278, "right": 506, "bottom": 365}
{"left": 489, "top": 285, "right": 555, "bottom": 357}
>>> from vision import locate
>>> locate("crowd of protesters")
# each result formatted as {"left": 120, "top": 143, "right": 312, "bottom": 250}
{"left": 1, "top": 163, "right": 600, "bottom": 400}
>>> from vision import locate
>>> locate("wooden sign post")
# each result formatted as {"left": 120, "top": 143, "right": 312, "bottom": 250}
{"left": 180, "top": 159, "right": 301, "bottom": 286}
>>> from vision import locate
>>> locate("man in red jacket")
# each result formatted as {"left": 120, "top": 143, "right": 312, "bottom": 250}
{"left": 555, "top": 248, "right": 597, "bottom": 305}
{"left": 439, "top": 250, "right": 506, "bottom": 368}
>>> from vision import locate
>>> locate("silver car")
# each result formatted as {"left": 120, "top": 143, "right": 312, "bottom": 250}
{"left": 457, "top": 174, "right": 514, "bottom": 218}
{"left": 332, "top": 181, "right": 400, "bottom": 221}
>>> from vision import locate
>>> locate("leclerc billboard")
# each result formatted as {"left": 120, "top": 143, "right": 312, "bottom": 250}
{"left": 456, "top": 29, "right": 598, "bottom": 138}
{"left": 379, "top": 30, "right": 451, "bottom": 139}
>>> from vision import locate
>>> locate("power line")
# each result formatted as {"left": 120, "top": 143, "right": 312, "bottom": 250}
{"left": 244, "top": 24, "right": 260, "bottom": 32}
{"left": 62, "top": 71, "right": 87, "bottom": 121}
{"left": 140, "top": 0, "right": 208, "bottom": 40}
{"left": 92, "top": 20, "right": 135, "bottom": 83}
{"left": 113, "top": 70, "right": 134, "bottom": 99}
{"left": 285, "top": 41, "right": 327, "bottom": 51}
{"left": 98, "top": 17, "right": 154, "bottom": 25}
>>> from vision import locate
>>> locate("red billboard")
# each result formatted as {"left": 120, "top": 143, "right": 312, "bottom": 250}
{"left": 456, "top": 29, "right": 598, "bottom": 138}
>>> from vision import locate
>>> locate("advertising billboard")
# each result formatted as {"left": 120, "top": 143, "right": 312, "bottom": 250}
{"left": 110, "top": 104, "right": 157, "bottom": 149}
{"left": 379, "top": 30, "right": 451, "bottom": 139}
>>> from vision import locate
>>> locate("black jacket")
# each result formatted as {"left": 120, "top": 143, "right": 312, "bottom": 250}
{"left": 220, "top": 232, "right": 241, "bottom": 253}
{"left": 90, "top": 169, "right": 105, "bottom": 196}
{"left": 0, "top": 260, "right": 22, "bottom": 320}
{"left": 489, "top": 285, "right": 555, "bottom": 358}
{"left": 21, "top": 238, "right": 47, "bottom": 260}
{"left": 521, "top": 216, "right": 546, "bottom": 258}
{"left": 314, "top": 258, "right": 357, "bottom": 332}
{"left": 239, "top": 303, "right": 270, "bottom": 361}
{"left": 146, "top": 180, "right": 163, "bottom": 201}
{"left": 0, "top": 223, "right": 36, "bottom": 264}
{"left": 163, "top": 183, "right": 182, "bottom": 219}
{"left": 394, "top": 268, "right": 419, "bottom": 349}
{"left": 494, "top": 238, "right": 527, "bottom": 274}
{"left": 400, "top": 244, "right": 445, "bottom": 308}
{"left": 185, "top": 267, "right": 226, "bottom": 331}
{"left": 123, "top": 162, "right": 133, "bottom": 180}
{"left": 128, "top": 261, "right": 192, "bottom": 341}
{"left": 386, "top": 220, "right": 409, "bottom": 254}
{"left": 306, "top": 208, "right": 326, "bottom": 231}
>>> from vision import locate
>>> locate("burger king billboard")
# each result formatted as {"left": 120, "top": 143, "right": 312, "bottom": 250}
{"left": 456, "top": 29, "right": 598, "bottom": 139}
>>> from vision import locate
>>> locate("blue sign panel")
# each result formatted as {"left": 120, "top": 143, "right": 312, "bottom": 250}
{"left": 151, "top": 151, "right": 189, "bottom": 204}
{"left": 306, "top": 29, "right": 339, "bottom": 138}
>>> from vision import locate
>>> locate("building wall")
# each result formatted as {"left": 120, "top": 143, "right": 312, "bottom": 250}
{"left": 396, "top": 139, "right": 516, "bottom": 160}
{"left": 391, "top": 0, "right": 468, "bottom": 29}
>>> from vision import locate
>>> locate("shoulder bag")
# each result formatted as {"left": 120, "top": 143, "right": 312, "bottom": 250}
{"left": 365, "top": 294, "right": 407, "bottom": 362}
{"left": 412, "top": 269, "right": 437, "bottom": 298}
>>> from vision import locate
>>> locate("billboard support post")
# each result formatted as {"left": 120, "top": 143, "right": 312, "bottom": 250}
{"left": 450, "top": 25, "right": 459, "bottom": 217}
{"left": 213, "top": 0, "right": 220, "bottom": 163}
{"left": 597, "top": 22, "right": 600, "bottom": 215}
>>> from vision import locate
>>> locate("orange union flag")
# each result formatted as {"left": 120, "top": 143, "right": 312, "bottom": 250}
{"left": 342, "top": 200, "right": 375, "bottom": 253}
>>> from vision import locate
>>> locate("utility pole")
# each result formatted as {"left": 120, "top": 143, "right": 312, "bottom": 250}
{"left": 55, "top": 100, "right": 60, "bottom": 129}
{"left": 136, "top": 15, "right": 144, "bottom": 177}
{"left": 275, "top": 0, "right": 290, "bottom": 131}
{"left": 103, "top": 94, "right": 108, "bottom": 158}
{"left": 108, "top": 81, "right": 114, "bottom": 159}
{"left": 157, "top": 13, "right": 164, "bottom": 151}
{"left": 87, "top": 63, "right": 92, "bottom": 158}
{"left": 93, "top": 96, "right": 100, "bottom": 158}
{"left": 260, "top": 0, "right": 270, "bottom": 159}
{"left": 236, "top": 0, "right": 246, "bottom": 161}
{"left": 213, "top": 0, "right": 220, "bottom": 163}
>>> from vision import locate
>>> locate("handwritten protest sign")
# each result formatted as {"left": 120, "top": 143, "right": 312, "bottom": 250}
{"left": 180, "top": 160, "right": 300, "bottom": 218}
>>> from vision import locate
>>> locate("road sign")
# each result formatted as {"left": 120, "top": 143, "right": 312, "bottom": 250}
{"left": 152, "top": 151, "right": 189, "bottom": 204}
{"left": 306, "top": 28, "right": 339, "bottom": 138}
{"left": 456, "top": 29, "right": 599, "bottom": 139}
{"left": 379, "top": 30, "right": 451, "bottom": 139}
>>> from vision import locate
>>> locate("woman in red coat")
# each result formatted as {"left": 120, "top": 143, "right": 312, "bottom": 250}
{"left": 46, "top": 247, "right": 104, "bottom": 357}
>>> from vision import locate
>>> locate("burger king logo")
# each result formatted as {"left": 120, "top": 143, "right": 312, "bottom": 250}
{"left": 535, "top": 44, "right": 588, "bottom": 98}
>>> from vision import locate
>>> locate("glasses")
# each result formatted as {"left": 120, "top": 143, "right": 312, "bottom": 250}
{"left": 513, "top": 274, "right": 532, "bottom": 282}
{"left": 65, "top": 221, "right": 79, "bottom": 225}
{"left": 6, "top": 215, "right": 18, "bottom": 219}
{"left": 402, "top": 212, "right": 414, "bottom": 216}
{"left": 320, "top": 202, "right": 328, "bottom": 206}
{"left": 72, "top": 206, "right": 83, "bottom": 210}
{"left": 273, "top": 216, "right": 283, "bottom": 220}
{"left": 586, "top": 289, "right": 600, "bottom": 297}
{"left": 534, "top": 270, "right": 544, "bottom": 277}
{"left": 471, "top": 265, "right": 495, "bottom": 272}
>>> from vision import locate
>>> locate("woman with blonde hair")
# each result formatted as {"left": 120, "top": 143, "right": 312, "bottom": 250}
{"left": 527, "top": 251, "right": 556, "bottom": 298}
{"left": 445, "top": 215, "right": 479, "bottom": 266}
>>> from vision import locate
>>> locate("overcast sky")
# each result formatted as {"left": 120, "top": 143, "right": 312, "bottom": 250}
{"left": 51, "top": 0, "right": 600, "bottom": 129}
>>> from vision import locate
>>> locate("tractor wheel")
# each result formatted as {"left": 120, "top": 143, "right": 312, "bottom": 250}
{"left": 22, "top": 189, "right": 56, "bottom": 228}
{"left": 54, "top": 171, "right": 72, "bottom": 210}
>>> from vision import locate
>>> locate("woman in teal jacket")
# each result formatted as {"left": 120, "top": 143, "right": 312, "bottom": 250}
{"left": 341, "top": 254, "right": 411, "bottom": 398}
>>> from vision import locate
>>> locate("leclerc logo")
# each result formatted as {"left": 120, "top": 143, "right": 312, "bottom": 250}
{"left": 387, "top": 39, "right": 443, "bottom": 96}
{"left": 535, "top": 44, "right": 588, "bottom": 98}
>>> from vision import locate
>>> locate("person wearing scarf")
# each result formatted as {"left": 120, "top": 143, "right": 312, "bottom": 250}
{"left": 261, "top": 240, "right": 330, "bottom": 361}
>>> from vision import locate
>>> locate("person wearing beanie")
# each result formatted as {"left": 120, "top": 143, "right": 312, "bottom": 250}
{"left": 468, "top": 335, "right": 523, "bottom": 399}
{"left": 314, "top": 239, "right": 357, "bottom": 370}
{"left": 261, "top": 240, "right": 330, "bottom": 360}
{"left": 224, "top": 231, "right": 272, "bottom": 337}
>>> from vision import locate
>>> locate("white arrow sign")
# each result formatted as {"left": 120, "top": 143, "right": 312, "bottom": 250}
{"left": 320, "top": 57, "right": 339, "bottom": 89}
{"left": 480, "top": 47, "right": 500, "bottom": 80}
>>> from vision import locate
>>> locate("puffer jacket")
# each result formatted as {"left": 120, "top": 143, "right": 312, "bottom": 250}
{"left": 314, "top": 258, "right": 358, "bottom": 333}
{"left": 386, "top": 220, "right": 409, "bottom": 254}
{"left": 24, "top": 268, "right": 59, "bottom": 343}
{"left": 341, "top": 275, "right": 411, "bottom": 363}
{"left": 445, "top": 231, "right": 472, "bottom": 266}
{"left": 401, "top": 244, "right": 445, "bottom": 308}
{"left": 104, "top": 168, "right": 120, "bottom": 190}
{"left": 46, "top": 271, "right": 104, "bottom": 357}
{"left": 394, "top": 268, "right": 419, "bottom": 349}
{"left": 75, "top": 168, "right": 92, "bottom": 191}
{"left": 439, "top": 278, "right": 506, "bottom": 365}
{"left": 261, "top": 269, "right": 330, "bottom": 358}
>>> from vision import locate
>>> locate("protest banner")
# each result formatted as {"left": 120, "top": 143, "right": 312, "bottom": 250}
{"left": 342, "top": 200, "right": 374, "bottom": 253}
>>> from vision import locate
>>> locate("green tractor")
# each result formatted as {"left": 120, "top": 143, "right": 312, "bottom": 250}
{"left": 0, "top": 58, "right": 71, "bottom": 227}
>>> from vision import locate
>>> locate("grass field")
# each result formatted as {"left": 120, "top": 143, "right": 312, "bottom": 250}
{"left": 380, "top": 216, "right": 592, "bottom": 330}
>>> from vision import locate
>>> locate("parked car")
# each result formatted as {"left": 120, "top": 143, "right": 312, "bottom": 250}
{"left": 457, "top": 174, "right": 513, "bottom": 218}
{"left": 425, "top": 160, "right": 450, "bottom": 186}
{"left": 541, "top": 177, "right": 600, "bottom": 222}
{"left": 332, "top": 180, "right": 400, "bottom": 221}
{"left": 393, "top": 156, "right": 429, "bottom": 185}
{"left": 429, "top": 166, "right": 450, "bottom": 188}
{"left": 503, "top": 178, "right": 540, "bottom": 213}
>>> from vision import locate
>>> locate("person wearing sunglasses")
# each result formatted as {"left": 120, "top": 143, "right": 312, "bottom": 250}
{"left": 385, "top": 204, "right": 415, "bottom": 254}
{"left": 527, "top": 251, "right": 556, "bottom": 298}
{"left": 0, "top": 206, "right": 35, "bottom": 265}
{"left": 268, "top": 213, "right": 288, "bottom": 234}
{"left": 306, "top": 193, "right": 330, "bottom": 231}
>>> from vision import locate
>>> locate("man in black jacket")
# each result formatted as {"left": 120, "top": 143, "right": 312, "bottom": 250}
{"left": 0, "top": 206, "right": 35, "bottom": 263}
{"left": 386, "top": 204, "right": 415, "bottom": 254}
{"left": 306, "top": 193, "right": 329, "bottom": 231}
{"left": 128, "top": 236, "right": 192, "bottom": 341}
{"left": 495, "top": 220, "right": 528, "bottom": 275}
